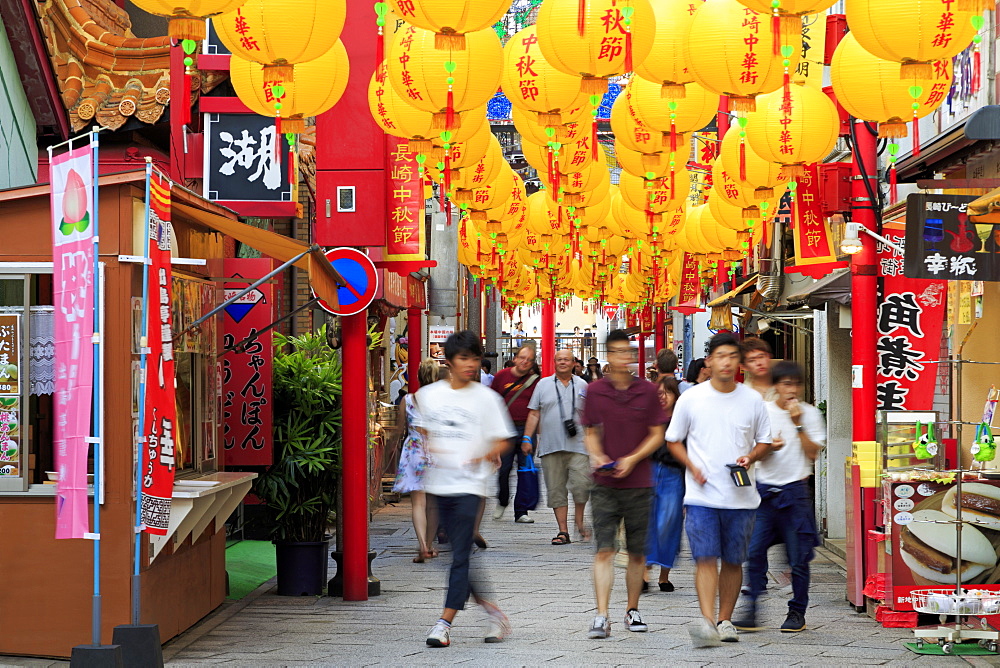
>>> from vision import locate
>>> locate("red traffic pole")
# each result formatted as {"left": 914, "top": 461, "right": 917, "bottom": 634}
{"left": 407, "top": 307, "right": 421, "bottom": 392}
{"left": 638, "top": 332, "right": 647, "bottom": 378}
{"left": 541, "top": 299, "right": 555, "bottom": 376}
{"left": 654, "top": 306, "right": 666, "bottom": 354}
{"left": 850, "top": 118, "right": 878, "bottom": 443}
{"left": 341, "top": 311, "right": 369, "bottom": 601}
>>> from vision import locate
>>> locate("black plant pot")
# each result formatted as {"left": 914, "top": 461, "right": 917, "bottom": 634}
{"left": 274, "top": 540, "right": 330, "bottom": 596}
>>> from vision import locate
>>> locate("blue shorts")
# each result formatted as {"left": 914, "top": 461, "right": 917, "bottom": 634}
{"left": 684, "top": 505, "right": 756, "bottom": 564}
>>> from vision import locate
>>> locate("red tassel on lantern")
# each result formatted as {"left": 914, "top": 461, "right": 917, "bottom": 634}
{"left": 624, "top": 29, "right": 633, "bottom": 71}
{"left": 889, "top": 163, "right": 898, "bottom": 203}
{"left": 547, "top": 146, "right": 555, "bottom": 187}
{"left": 444, "top": 150, "right": 452, "bottom": 200}
{"left": 912, "top": 116, "right": 921, "bottom": 157}
{"left": 739, "top": 140, "right": 747, "bottom": 182}
{"left": 670, "top": 120, "right": 677, "bottom": 153}
{"left": 789, "top": 192, "right": 798, "bottom": 230}
{"left": 445, "top": 197, "right": 452, "bottom": 226}
{"left": 274, "top": 115, "right": 282, "bottom": 166}
{"left": 578, "top": 0, "right": 586, "bottom": 36}
{"left": 592, "top": 119, "right": 599, "bottom": 161}
{"left": 973, "top": 50, "right": 982, "bottom": 94}
{"left": 771, "top": 11, "right": 781, "bottom": 56}
{"left": 446, "top": 89, "right": 455, "bottom": 130}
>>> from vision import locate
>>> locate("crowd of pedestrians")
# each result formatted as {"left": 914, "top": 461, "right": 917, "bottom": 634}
{"left": 394, "top": 329, "right": 826, "bottom": 648}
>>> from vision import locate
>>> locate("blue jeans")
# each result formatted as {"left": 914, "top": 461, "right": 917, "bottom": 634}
{"left": 433, "top": 493, "right": 491, "bottom": 611}
{"left": 646, "top": 463, "right": 685, "bottom": 569}
{"left": 498, "top": 425, "right": 530, "bottom": 517}
{"left": 745, "top": 480, "right": 818, "bottom": 613}
{"left": 685, "top": 505, "right": 756, "bottom": 563}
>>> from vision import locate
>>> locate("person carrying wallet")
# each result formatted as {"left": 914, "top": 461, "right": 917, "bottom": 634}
{"left": 490, "top": 345, "right": 540, "bottom": 523}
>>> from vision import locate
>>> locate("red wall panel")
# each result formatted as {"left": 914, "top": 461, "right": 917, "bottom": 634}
{"left": 315, "top": 170, "right": 387, "bottom": 247}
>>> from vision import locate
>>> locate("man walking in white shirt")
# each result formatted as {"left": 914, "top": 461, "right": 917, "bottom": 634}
{"left": 418, "top": 331, "right": 516, "bottom": 648}
{"left": 665, "top": 333, "right": 773, "bottom": 647}
{"left": 523, "top": 349, "right": 591, "bottom": 545}
{"left": 734, "top": 361, "right": 824, "bottom": 634}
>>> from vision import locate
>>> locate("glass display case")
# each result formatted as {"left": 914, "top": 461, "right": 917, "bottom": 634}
{"left": 877, "top": 410, "right": 942, "bottom": 472}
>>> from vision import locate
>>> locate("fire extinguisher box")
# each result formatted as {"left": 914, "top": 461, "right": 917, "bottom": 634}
{"left": 819, "top": 163, "right": 852, "bottom": 215}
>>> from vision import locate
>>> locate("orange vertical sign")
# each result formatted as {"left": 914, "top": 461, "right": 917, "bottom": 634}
{"left": 386, "top": 140, "right": 425, "bottom": 261}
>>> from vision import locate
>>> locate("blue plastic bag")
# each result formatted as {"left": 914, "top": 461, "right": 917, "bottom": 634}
{"left": 517, "top": 455, "right": 540, "bottom": 511}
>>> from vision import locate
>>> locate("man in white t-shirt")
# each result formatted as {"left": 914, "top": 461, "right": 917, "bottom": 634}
{"left": 417, "top": 331, "right": 516, "bottom": 649}
{"left": 734, "top": 361, "right": 825, "bottom": 634}
{"left": 666, "top": 333, "right": 773, "bottom": 647}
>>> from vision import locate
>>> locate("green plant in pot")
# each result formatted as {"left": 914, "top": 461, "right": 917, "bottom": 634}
{"left": 253, "top": 325, "right": 341, "bottom": 596}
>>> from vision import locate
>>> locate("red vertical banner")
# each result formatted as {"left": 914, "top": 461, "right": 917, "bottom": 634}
{"left": 876, "top": 221, "right": 946, "bottom": 411}
{"left": 673, "top": 253, "right": 705, "bottom": 314}
{"left": 222, "top": 259, "right": 276, "bottom": 466}
{"left": 786, "top": 163, "right": 848, "bottom": 278}
{"left": 141, "top": 173, "right": 178, "bottom": 535}
{"left": 386, "top": 140, "right": 425, "bottom": 260}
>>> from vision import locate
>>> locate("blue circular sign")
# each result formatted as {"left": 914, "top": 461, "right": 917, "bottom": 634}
{"left": 316, "top": 248, "right": 378, "bottom": 316}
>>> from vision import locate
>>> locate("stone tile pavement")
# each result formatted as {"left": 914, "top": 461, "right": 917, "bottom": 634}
{"left": 3, "top": 495, "right": 998, "bottom": 667}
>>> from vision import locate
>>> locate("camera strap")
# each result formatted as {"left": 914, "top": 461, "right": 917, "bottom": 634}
{"left": 554, "top": 376, "right": 575, "bottom": 423}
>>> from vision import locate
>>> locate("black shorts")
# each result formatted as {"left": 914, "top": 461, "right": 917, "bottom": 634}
{"left": 591, "top": 485, "right": 652, "bottom": 555}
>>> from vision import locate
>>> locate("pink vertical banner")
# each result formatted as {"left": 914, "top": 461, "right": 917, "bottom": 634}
{"left": 51, "top": 143, "right": 94, "bottom": 538}
{"left": 50, "top": 142, "right": 95, "bottom": 539}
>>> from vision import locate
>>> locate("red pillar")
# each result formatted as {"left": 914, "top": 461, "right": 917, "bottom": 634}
{"left": 407, "top": 307, "right": 421, "bottom": 392}
{"left": 341, "top": 311, "right": 369, "bottom": 601}
{"left": 541, "top": 300, "right": 555, "bottom": 376}
{"left": 851, "top": 119, "right": 878, "bottom": 443}
{"left": 654, "top": 306, "right": 666, "bottom": 354}
{"left": 638, "top": 333, "right": 647, "bottom": 378}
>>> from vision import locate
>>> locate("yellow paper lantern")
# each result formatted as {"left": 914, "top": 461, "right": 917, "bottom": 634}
{"left": 745, "top": 82, "right": 839, "bottom": 178}
{"left": 610, "top": 93, "right": 681, "bottom": 156}
{"left": 846, "top": 0, "right": 978, "bottom": 78}
{"left": 526, "top": 191, "right": 568, "bottom": 235}
{"left": 619, "top": 170, "right": 687, "bottom": 213}
{"left": 634, "top": 0, "right": 703, "bottom": 97}
{"left": 615, "top": 142, "right": 671, "bottom": 178}
{"left": 131, "top": 0, "right": 248, "bottom": 40}
{"left": 465, "top": 164, "right": 517, "bottom": 223}
{"left": 735, "top": 0, "right": 837, "bottom": 40}
{"left": 830, "top": 33, "right": 954, "bottom": 138}
{"left": 368, "top": 63, "right": 486, "bottom": 151}
{"left": 387, "top": 25, "right": 502, "bottom": 130}
{"left": 501, "top": 26, "right": 587, "bottom": 125}
{"left": 513, "top": 106, "right": 587, "bottom": 146}
{"left": 626, "top": 78, "right": 717, "bottom": 151}
{"left": 542, "top": 161, "right": 611, "bottom": 207}
{"left": 230, "top": 40, "right": 349, "bottom": 133}
{"left": 389, "top": 0, "right": 510, "bottom": 49}
{"left": 214, "top": 0, "right": 345, "bottom": 82}
{"left": 427, "top": 122, "right": 493, "bottom": 170}
{"left": 522, "top": 134, "right": 597, "bottom": 176}
{"left": 536, "top": 0, "right": 657, "bottom": 94}
{"left": 433, "top": 134, "right": 503, "bottom": 193}
{"left": 485, "top": 173, "right": 529, "bottom": 224}
{"left": 711, "top": 161, "right": 784, "bottom": 217}
{"left": 718, "top": 124, "right": 787, "bottom": 198}
{"left": 686, "top": 0, "right": 801, "bottom": 111}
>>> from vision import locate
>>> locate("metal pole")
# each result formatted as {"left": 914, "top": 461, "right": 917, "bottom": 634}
{"left": 407, "top": 307, "right": 422, "bottom": 391}
{"left": 90, "top": 127, "right": 102, "bottom": 646}
{"left": 850, "top": 118, "right": 878, "bottom": 443}
{"left": 541, "top": 300, "right": 555, "bottom": 376}
{"left": 341, "top": 311, "right": 369, "bottom": 601}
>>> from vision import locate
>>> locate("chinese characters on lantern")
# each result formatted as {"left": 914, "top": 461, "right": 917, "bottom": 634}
{"left": 876, "top": 222, "right": 946, "bottom": 411}
{"left": 598, "top": 9, "right": 627, "bottom": 62}
{"left": 740, "top": 8, "right": 760, "bottom": 85}
{"left": 386, "top": 141, "right": 426, "bottom": 260}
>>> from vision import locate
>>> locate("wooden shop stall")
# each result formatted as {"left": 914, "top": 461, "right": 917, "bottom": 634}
{"left": 0, "top": 169, "right": 341, "bottom": 658}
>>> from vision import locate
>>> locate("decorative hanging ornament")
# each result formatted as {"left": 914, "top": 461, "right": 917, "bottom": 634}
{"left": 718, "top": 123, "right": 788, "bottom": 199}
{"left": 214, "top": 0, "right": 345, "bottom": 83}
{"left": 389, "top": 0, "right": 511, "bottom": 49}
{"left": 535, "top": 0, "right": 656, "bottom": 94}
{"left": 500, "top": 25, "right": 588, "bottom": 125}
{"left": 845, "top": 0, "right": 978, "bottom": 78}
{"left": 386, "top": 25, "right": 502, "bottom": 130}
{"left": 634, "top": 0, "right": 704, "bottom": 98}
{"left": 131, "top": 0, "right": 250, "bottom": 40}
{"left": 685, "top": 0, "right": 801, "bottom": 111}
{"left": 745, "top": 81, "right": 839, "bottom": 179}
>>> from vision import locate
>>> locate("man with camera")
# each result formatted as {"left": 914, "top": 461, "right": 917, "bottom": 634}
{"left": 523, "top": 349, "right": 591, "bottom": 546}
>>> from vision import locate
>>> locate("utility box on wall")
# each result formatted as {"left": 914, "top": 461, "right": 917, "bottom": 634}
{"left": 819, "top": 162, "right": 853, "bottom": 215}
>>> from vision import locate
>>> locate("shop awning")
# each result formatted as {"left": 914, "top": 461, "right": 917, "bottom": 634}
{"left": 784, "top": 268, "right": 851, "bottom": 308}
{"left": 968, "top": 187, "right": 1000, "bottom": 222}
{"left": 174, "top": 203, "right": 344, "bottom": 309}
{"left": 706, "top": 275, "right": 758, "bottom": 307}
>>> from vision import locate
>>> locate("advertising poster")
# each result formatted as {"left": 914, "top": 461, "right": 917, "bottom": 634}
{"left": 428, "top": 325, "right": 454, "bottom": 361}
{"left": 888, "top": 479, "right": 1000, "bottom": 610}
{"left": 140, "top": 173, "right": 178, "bottom": 536}
{"left": 222, "top": 258, "right": 275, "bottom": 466}
{"left": 903, "top": 194, "right": 988, "bottom": 281}
{"left": 50, "top": 141, "right": 94, "bottom": 539}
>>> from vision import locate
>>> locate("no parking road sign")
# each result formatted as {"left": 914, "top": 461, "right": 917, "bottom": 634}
{"left": 315, "top": 247, "right": 379, "bottom": 316}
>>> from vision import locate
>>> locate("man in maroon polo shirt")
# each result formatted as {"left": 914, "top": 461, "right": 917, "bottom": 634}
{"left": 582, "top": 329, "right": 669, "bottom": 639}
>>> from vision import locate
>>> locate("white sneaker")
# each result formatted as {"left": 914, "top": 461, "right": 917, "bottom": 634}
{"left": 484, "top": 610, "right": 511, "bottom": 643}
{"left": 625, "top": 608, "right": 648, "bottom": 632}
{"left": 689, "top": 617, "right": 722, "bottom": 648}
{"left": 587, "top": 615, "right": 611, "bottom": 639}
{"left": 717, "top": 619, "right": 739, "bottom": 642}
{"left": 492, "top": 505, "right": 507, "bottom": 521}
{"left": 515, "top": 515, "right": 534, "bottom": 523}
{"left": 426, "top": 621, "right": 450, "bottom": 647}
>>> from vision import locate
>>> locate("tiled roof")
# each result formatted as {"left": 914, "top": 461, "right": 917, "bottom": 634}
{"left": 37, "top": 0, "right": 179, "bottom": 132}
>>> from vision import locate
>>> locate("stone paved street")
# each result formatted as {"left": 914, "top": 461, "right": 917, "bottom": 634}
{"left": 156, "top": 495, "right": 981, "bottom": 667}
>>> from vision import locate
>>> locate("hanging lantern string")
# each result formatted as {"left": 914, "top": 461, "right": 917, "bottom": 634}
{"left": 374, "top": 2, "right": 387, "bottom": 64}
{"left": 908, "top": 85, "right": 922, "bottom": 158}
{"left": 622, "top": 6, "right": 634, "bottom": 72}
{"left": 887, "top": 143, "right": 899, "bottom": 204}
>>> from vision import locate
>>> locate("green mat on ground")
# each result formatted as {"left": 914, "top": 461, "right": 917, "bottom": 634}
{"left": 905, "top": 641, "right": 996, "bottom": 656}
{"left": 226, "top": 540, "right": 276, "bottom": 600}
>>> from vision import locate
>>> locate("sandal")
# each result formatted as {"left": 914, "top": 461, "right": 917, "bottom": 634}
{"left": 551, "top": 531, "right": 572, "bottom": 545}
{"left": 413, "top": 548, "right": 433, "bottom": 563}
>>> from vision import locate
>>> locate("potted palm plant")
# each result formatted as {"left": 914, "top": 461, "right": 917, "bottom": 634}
{"left": 253, "top": 325, "right": 341, "bottom": 596}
